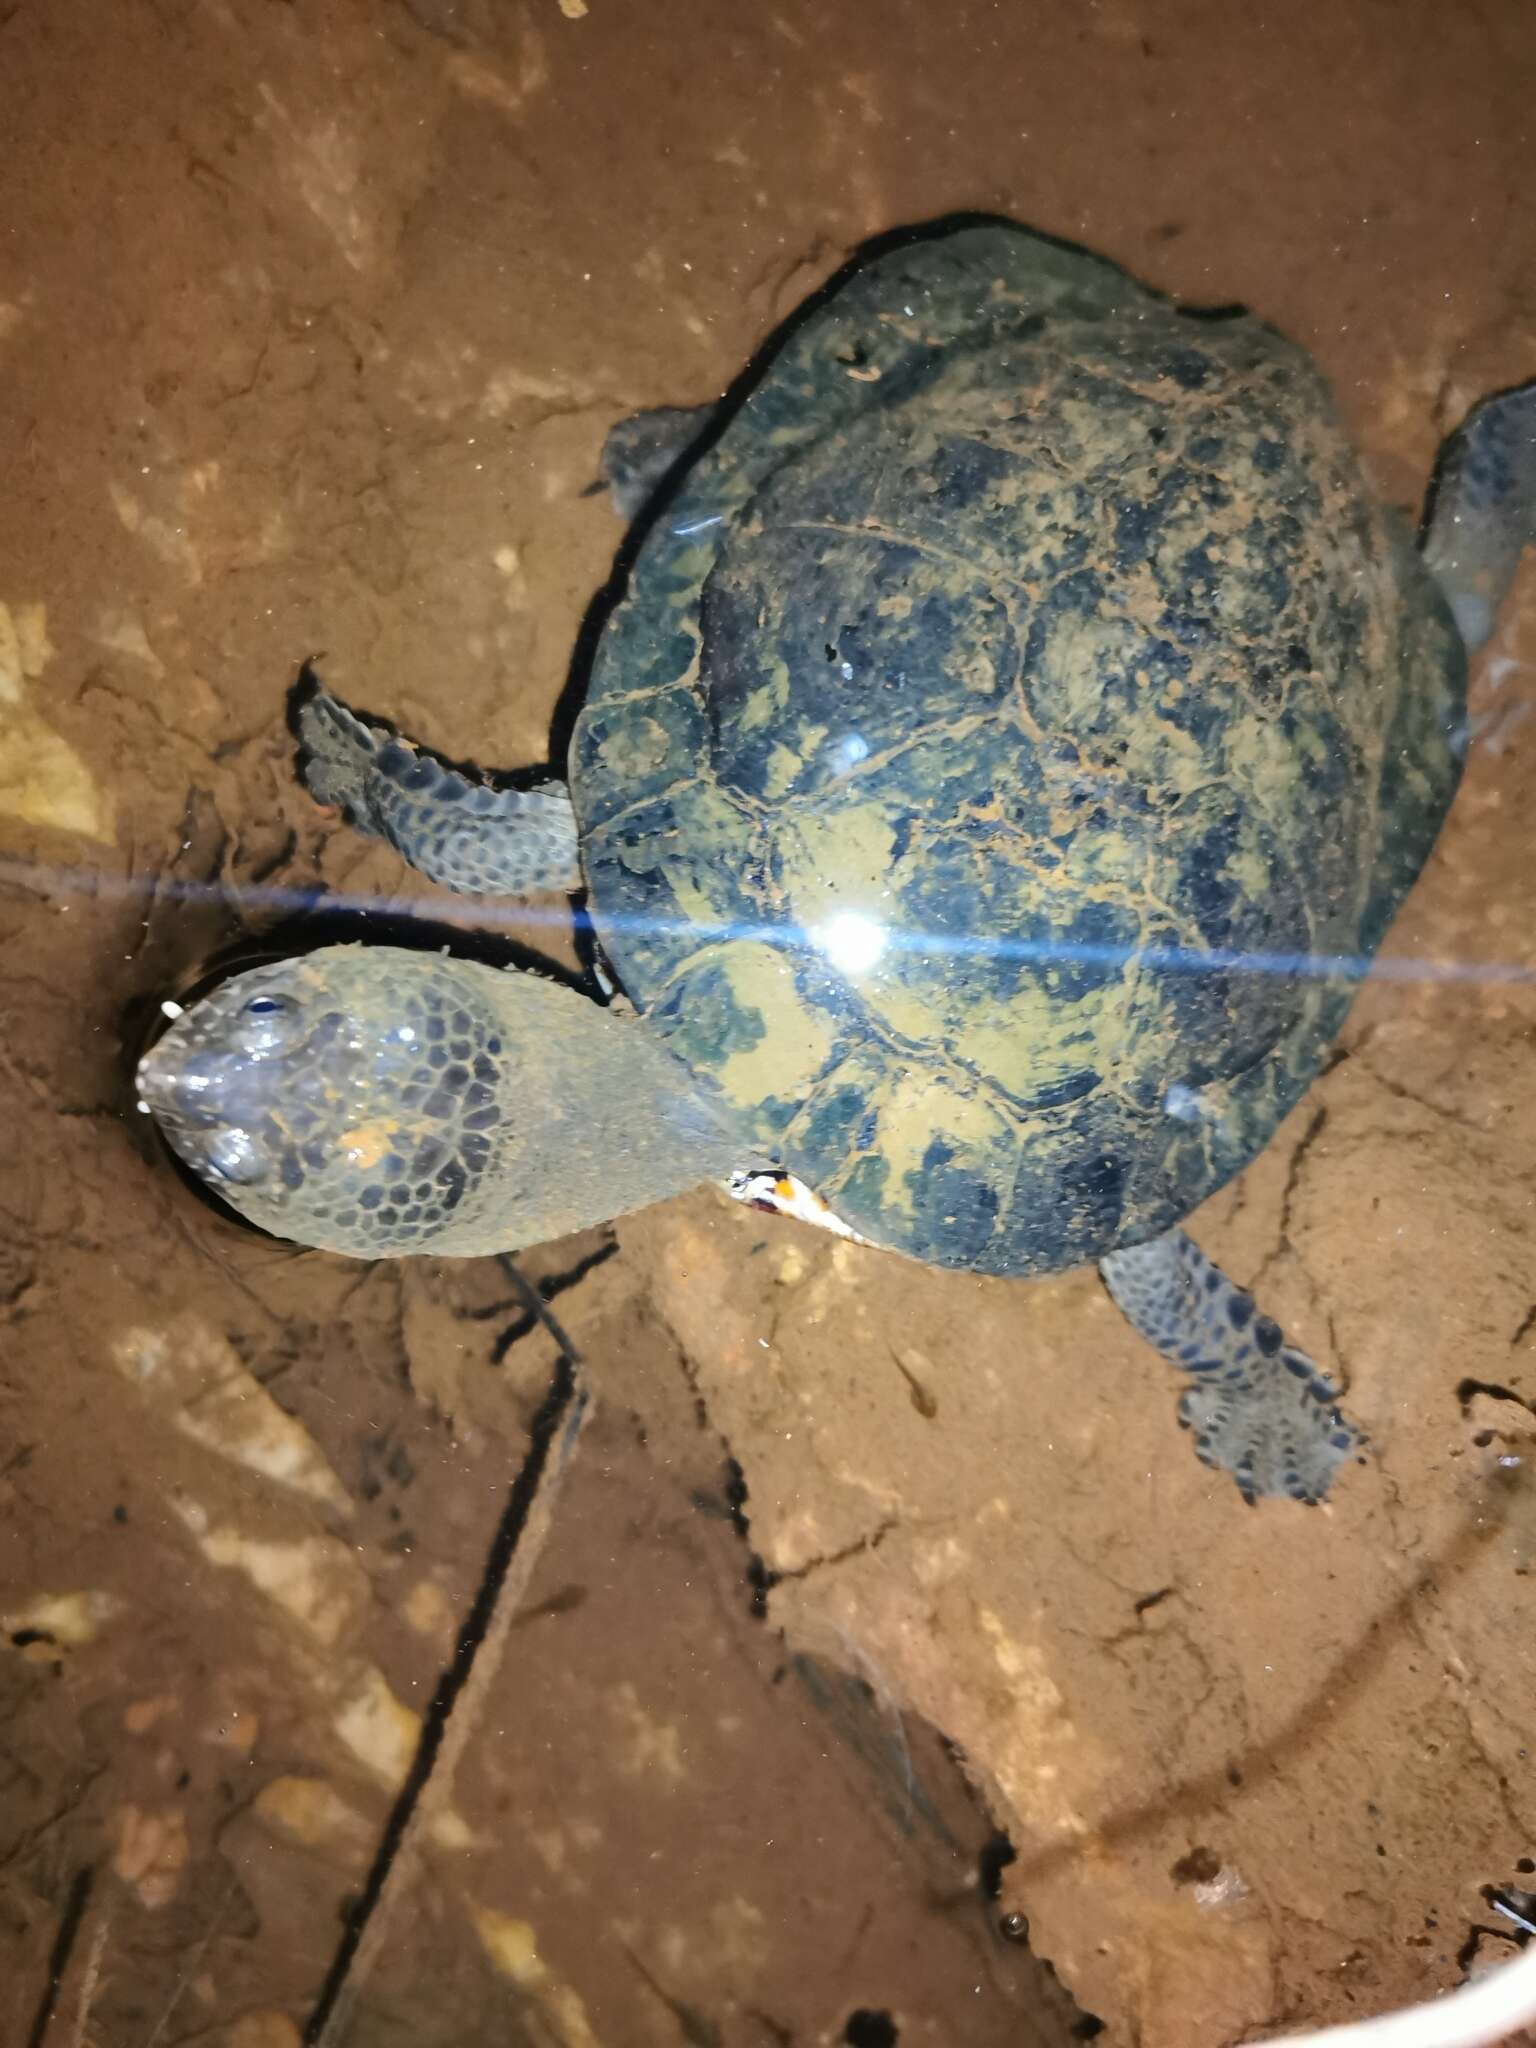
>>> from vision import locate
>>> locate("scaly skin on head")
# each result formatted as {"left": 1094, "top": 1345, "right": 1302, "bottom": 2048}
{"left": 136, "top": 946, "right": 748, "bottom": 1258}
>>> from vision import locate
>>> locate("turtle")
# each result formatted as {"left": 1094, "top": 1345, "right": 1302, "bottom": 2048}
{"left": 135, "top": 215, "right": 1535, "bottom": 1508}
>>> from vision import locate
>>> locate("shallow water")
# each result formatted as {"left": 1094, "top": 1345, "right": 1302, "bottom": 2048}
{"left": 2, "top": 3, "right": 1535, "bottom": 2042}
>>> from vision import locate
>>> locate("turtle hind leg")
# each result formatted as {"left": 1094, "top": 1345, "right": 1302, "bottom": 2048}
{"left": 1099, "top": 1231, "right": 1365, "bottom": 1506}
{"left": 598, "top": 404, "right": 716, "bottom": 521}
{"left": 1422, "top": 378, "right": 1536, "bottom": 651}
{"left": 296, "top": 678, "right": 581, "bottom": 897}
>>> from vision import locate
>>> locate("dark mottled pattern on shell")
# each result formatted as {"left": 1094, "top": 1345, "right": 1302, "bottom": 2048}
{"left": 574, "top": 220, "right": 1464, "bottom": 1276}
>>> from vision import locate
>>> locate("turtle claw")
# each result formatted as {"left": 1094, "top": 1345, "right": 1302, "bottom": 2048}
{"left": 1176, "top": 1367, "right": 1365, "bottom": 1508}
{"left": 1100, "top": 1229, "right": 1366, "bottom": 1507}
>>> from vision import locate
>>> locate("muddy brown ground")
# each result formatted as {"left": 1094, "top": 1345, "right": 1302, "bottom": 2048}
{"left": 3, "top": 2, "right": 1536, "bottom": 2043}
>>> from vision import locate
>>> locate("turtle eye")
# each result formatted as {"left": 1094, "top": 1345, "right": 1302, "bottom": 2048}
{"left": 234, "top": 989, "right": 301, "bottom": 1052}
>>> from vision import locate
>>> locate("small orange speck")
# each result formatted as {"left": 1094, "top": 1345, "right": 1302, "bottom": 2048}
{"left": 338, "top": 1122, "right": 396, "bottom": 1170}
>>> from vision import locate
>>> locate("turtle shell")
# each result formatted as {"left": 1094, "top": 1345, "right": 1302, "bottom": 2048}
{"left": 571, "top": 219, "right": 1464, "bottom": 1277}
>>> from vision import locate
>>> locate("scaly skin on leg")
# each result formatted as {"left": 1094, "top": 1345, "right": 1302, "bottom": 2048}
{"left": 599, "top": 404, "right": 715, "bottom": 521}
{"left": 296, "top": 682, "right": 582, "bottom": 897}
{"left": 1099, "top": 1232, "right": 1362, "bottom": 1505}
{"left": 1421, "top": 379, "right": 1536, "bottom": 652}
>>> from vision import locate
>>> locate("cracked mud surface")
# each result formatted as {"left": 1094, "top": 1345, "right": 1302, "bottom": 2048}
{"left": 3, "top": 1, "right": 1536, "bottom": 2043}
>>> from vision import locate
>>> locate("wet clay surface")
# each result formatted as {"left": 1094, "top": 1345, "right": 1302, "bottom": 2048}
{"left": 2, "top": 1, "right": 1535, "bottom": 2043}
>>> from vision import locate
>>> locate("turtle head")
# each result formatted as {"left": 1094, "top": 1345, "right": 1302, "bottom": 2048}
{"left": 136, "top": 946, "right": 513, "bottom": 1258}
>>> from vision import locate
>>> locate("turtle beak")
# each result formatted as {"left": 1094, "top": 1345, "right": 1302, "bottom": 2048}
{"left": 135, "top": 1040, "right": 182, "bottom": 1120}
{"left": 136, "top": 1034, "right": 231, "bottom": 1131}
{"left": 136, "top": 1039, "right": 272, "bottom": 1188}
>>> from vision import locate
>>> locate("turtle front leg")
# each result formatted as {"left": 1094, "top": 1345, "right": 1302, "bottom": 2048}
{"left": 1422, "top": 378, "right": 1536, "bottom": 651}
{"left": 598, "top": 404, "right": 717, "bottom": 521}
{"left": 296, "top": 680, "right": 582, "bottom": 897}
{"left": 1098, "top": 1231, "right": 1363, "bottom": 1506}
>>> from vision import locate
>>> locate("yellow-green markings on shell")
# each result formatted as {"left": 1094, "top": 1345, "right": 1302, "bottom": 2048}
{"left": 660, "top": 862, "right": 732, "bottom": 945}
{"left": 759, "top": 735, "right": 819, "bottom": 800}
{"left": 1063, "top": 821, "right": 1144, "bottom": 890}
{"left": 700, "top": 941, "right": 840, "bottom": 1126}
{"left": 1240, "top": 715, "right": 1316, "bottom": 807}
{"left": 937, "top": 962, "right": 1112, "bottom": 1108}
{"left": 780, "top": 804, "right": 899, "bottom": 928}
{"left": 592, "top": 711, "right": 675, "bottom": 783}
{"left": 735, "top": 649, "right": 793, "bottom": 737}
{"left": 1221, "top": 838, "right": 1274, "bottom": 903}
{"left": 845, "top": 1065, "right": 1018, "bottom": 1251}
{"left": 1127, "top": 705, "right": 1212, "bottom": 797}
{"left": 613, "top": 783, "right": 751, "bottom": 924}
{"left": 857, "top": 975, "right": 948, "bottom": 1054}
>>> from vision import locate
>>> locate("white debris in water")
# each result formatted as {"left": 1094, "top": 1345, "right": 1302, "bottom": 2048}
{"left": 1193, "top": 1864, "right": 1250, "bottom": 1910}
{"left": 726, "top": 1168, "right": 870, "bottom": 1244}
{"left": 1163, "top": 1081, "right": 1209, "bottom": 1122}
